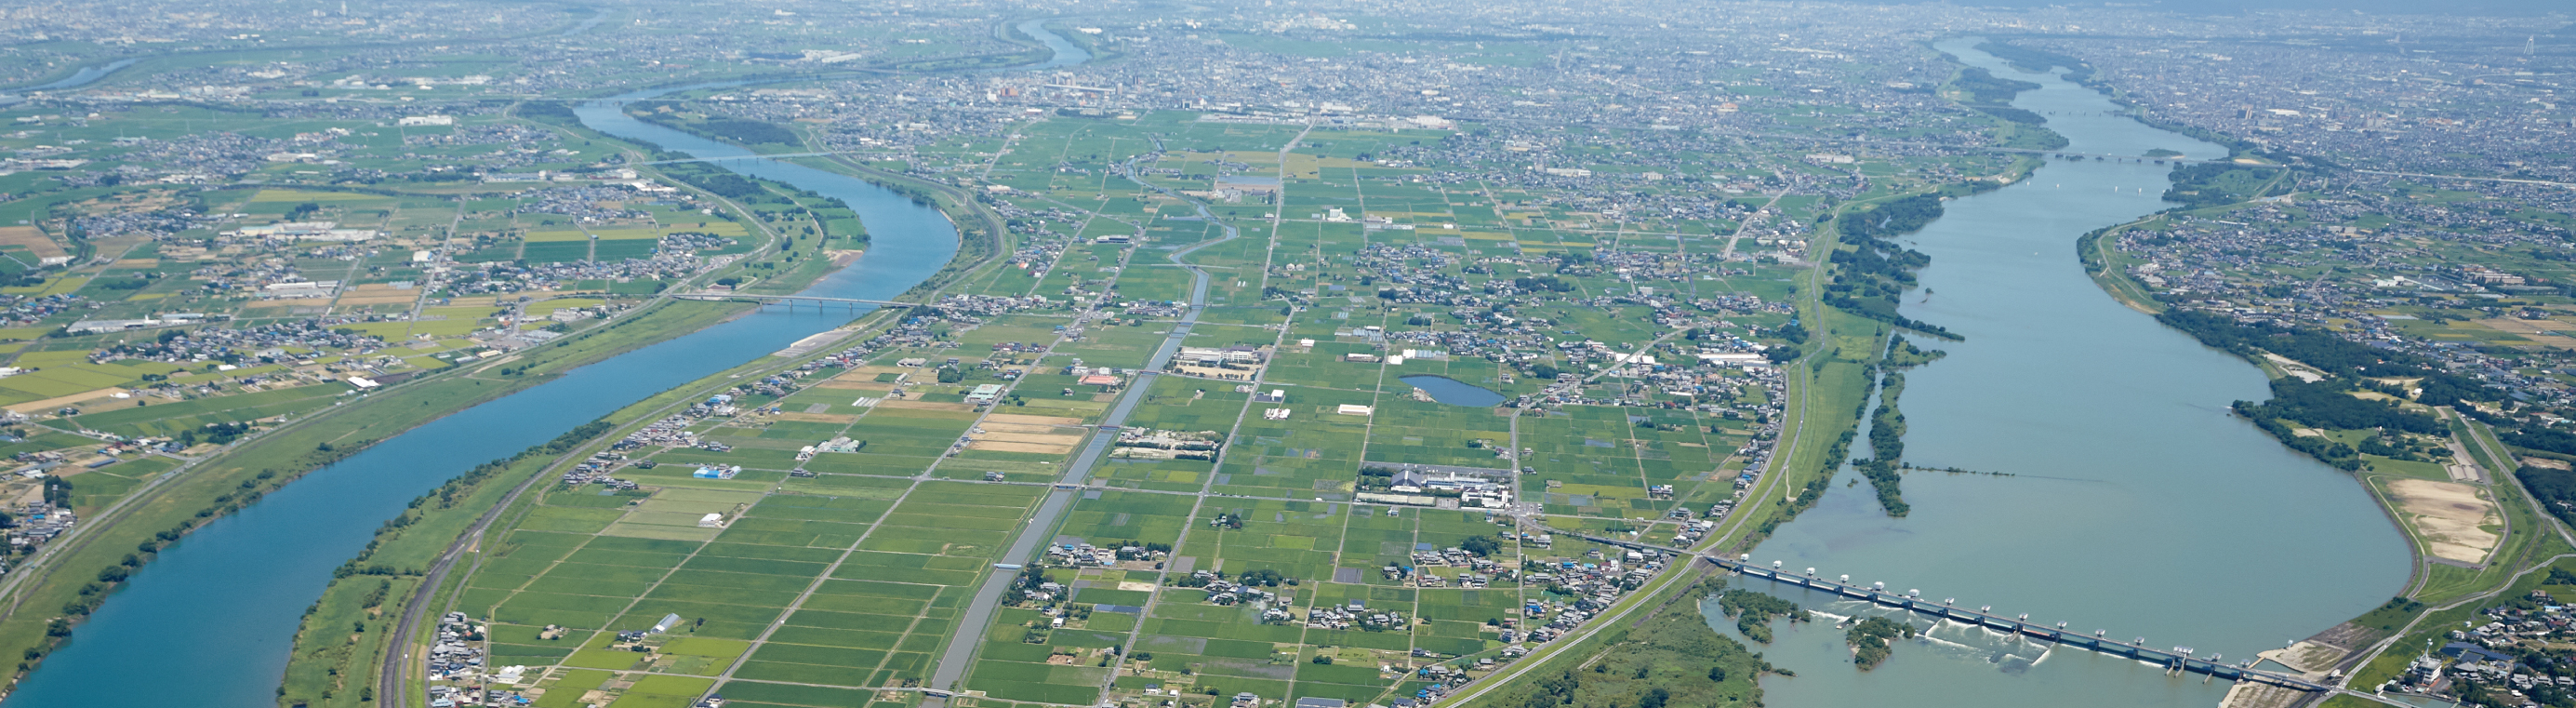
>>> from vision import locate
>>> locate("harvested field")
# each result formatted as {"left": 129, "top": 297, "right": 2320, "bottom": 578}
{"left": 773, "top": 412, "right": 859, "bottom": 423}
{"left": 986, "top": 414, "right": 1082, "bottom": 427}
{"left": 2471, "top": 317, "right": 2576, "bottom": 350}
{"left": 976, "top": 432, "right": 1082, "bottom": 446}
{"left": 967, "top": 441, "right": 1077, "bottom": 455}
{"left": 6, "top": 387, "right": 132, "bottom": 415}
{"left": 0, "top": 226, "right": 67, "bottom": 260}
{"left": 876, "top": 400, "right": 972, "bottom": 412}
{"left": 2384, "top": 478, "right": 2502, "bottom": 565}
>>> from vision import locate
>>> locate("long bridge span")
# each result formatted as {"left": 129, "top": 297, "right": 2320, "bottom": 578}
{"left": 673, "top": 291, "right": 922, "bottom": 309}
{"left": 1564, "top": 531, "right": 2330, "bottom": 693}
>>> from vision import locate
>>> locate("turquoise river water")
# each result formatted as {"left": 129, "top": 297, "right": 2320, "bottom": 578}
{"left": 0, "top": 26, "right": 1105, "bottom": 704}
{"left": 1708, "top": 39, "right": 2410, "bottom": 707}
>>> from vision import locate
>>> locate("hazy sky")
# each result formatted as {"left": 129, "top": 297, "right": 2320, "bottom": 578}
{"left": 1909, "top": 0, "right": 2571, "bottom": 16}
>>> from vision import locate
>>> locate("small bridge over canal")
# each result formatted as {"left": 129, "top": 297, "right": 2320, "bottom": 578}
{"left": 1566, "top": 532, "right": 2331, "bottom": 693}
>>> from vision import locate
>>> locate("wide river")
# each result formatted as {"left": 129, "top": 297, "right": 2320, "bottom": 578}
{"left": 0, "top": 23, "right": 1093, "bottom": 706}
{"left": 1713, "top": 39, "right": 2410, "bottom": 707}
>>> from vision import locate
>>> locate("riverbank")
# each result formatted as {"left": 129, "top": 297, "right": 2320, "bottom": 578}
{"left": 1692, "top": 37, "right": 2405, "bottom": 708}
{"left": 0, "top": 93, "right": 979, "bottom": 705}
{"left": 0, "top": 294, "right": 751, "bottom": 693}
{"left": 0, "top": 84, "right": 929, "bottom": 693}
{"left": 283, "top": 301, "right": 915, "bottom": 708}
{"left": 270, "top": 101, "right": 1020, "bottom": 708}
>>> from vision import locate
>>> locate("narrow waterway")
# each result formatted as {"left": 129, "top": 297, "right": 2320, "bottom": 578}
{"left": 2, "top": 23, "right": 1089, "bottom": 708}
{"left": 0, "top": 59, "right": 140, "bottom": 106}
{"left": 1711, "top": 39, "right": 2410, "bottom": 707}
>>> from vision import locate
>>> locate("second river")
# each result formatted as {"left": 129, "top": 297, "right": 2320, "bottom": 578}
{"left": 1713, "top": 39, "right": 2410, "bottom": 708}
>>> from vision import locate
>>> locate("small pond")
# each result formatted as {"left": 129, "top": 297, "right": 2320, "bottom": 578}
{"left": 1400, "top": 375, "right": 1505, "bottom": 407}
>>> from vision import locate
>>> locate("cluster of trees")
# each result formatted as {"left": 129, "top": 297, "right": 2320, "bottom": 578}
{"left": 1852, "top": 370, "right": 1913, "bottom": 517}
{"left": 1460, "top": 534, "right": 1501, "bottom": 556}
{"left": 1235, "top": 568, "right": 1289, "bottom": 587}
{"left": 2160, "top": 164, "right": 2277, "bottom": 208}
{"left": 1825, "top": 202, "right": 1962, "bottom": 341}
{"left": 2235, "top": 379, "right": 2443, "bottom": 434}
{"left": 697, "top": 118, "right": 798, "bottom": 146}
{"left": 1715, "top": 588, "right": 1808, "bottom": 644}
{"left": 1837, "top": 195, "right": 1947, "bottom": 242}
{"left": 2159, "top": 310, "right": 2502, "bottom": 393}
{"left": 1846, "top": 617, "right": 1917, "bottom": 670}
{"left": 1952, "top": 68, "right": 2039, "bottom": 105}
{"left": 2230, "top": 379, "right": 2445, "bottom": 471}
{"left": 1511, "top": 275, "right": 1576, "bottom": 292}
{"left": 1003, "top": 564, "right": 1053, "bottom": 607}
{"left": 1498, "top": 590, "right": 1767, "bottom": 708}
{"left": 2519, "top": 464, "right": 2576, "bottom": 530}
{"left": 1978, "top": 41, "right": 2095, "bottom": 83}
{"left": 40, "top": 475, "right": 71, "bottom": 508}
{"left": 663, "top": 164, "right": 768, "bottom": 200}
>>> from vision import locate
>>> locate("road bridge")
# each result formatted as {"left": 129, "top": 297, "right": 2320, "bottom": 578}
{"left": 671, "top": 291, "right": 920, "bottom": 309}
{"left": 1562, "top": 531, "right": 2330, "bottom": 693}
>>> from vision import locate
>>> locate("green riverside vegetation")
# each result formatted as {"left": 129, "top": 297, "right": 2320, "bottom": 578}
{"left": 1844, "top": 616, "right": 1915, "bottom": 671}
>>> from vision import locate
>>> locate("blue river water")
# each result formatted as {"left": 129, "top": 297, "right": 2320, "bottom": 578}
{"left": 0, "top": 26, "right": 1095, "bottom": 705}
{"left": 1715, "top": 38, "right": 2409, "bottom": 708}
{"left": 0, "top": 59, "right": 140, "bottom": 106}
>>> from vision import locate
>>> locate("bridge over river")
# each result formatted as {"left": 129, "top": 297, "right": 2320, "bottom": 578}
{"left": 671, "top": 291, "right": 921, "bottom": 309}
{"left": 1564, "top": 531, "right": 2331, "bottom": 693}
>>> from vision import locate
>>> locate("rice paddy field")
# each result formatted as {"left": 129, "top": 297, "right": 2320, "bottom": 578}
{"left": 397, "top": 113, "right": 1811, "bottom": 708}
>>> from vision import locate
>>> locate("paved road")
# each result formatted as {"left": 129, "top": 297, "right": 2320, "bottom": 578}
{"left": 927, "top": 124, "right": 1308, "bottom": 693}
{"left": 926, "top": 200, "right": 1249, "bottom": 693}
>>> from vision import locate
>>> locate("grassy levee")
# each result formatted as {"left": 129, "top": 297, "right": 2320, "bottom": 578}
{"left": 280, "top": 300, "right": 911, "bottom": 708}
{"left": 2454, "top": 414, "right": 2512, "bottom": 478}
{"left": 808, "top": 154, "right": 1014, "bottom": 300}
{"left": 2346, "top": 540, "right": 2576, "bottom": 691}
{"left": 0, "top": 293, "right": 746, "bottom": 689}
{"left": 283, "top": 139, "right": 1016, "bottom": 707}
{"left": 0, "top": 96, "right": 917, "bottom": 692}
{"left": 281, "top": 453, "right": 551, "bottom": 706}
{"left": 2076, "top": 218, "right": 2167, "bottom": 314}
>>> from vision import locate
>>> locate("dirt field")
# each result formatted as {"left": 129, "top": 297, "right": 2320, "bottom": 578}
{"left": 772, "top": 412, "right": 858, "bottom": 423}
{"left": 2385, "top": 478, "right": 2502, "bottom": 565}
{"left": 840, "top": 366, "right": 911, "bottom": 381}
{"left": 978, "top": 431, "right": 1083, "bottom": 446}
{"left": 5, "top": 387, "right": 132, "bottom": 415}
{"left": 2473, "top": 317, "right": 2576, "bottom": 350}
{"left": 988, "top": 413, "right": 1084, "bottom": 427}
{"left": 0, "top": 226, "right": 67, "bottom": 260}
{"left": 335, "top": 284, "right": 421, "bottom": 305}
{"left": 967, "top": 440, "right": 1076, "bottom": 455}
{"left": 875, "top": 400, "right": 971, "bottom": 412}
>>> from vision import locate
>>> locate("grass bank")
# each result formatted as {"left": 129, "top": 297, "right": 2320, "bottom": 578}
{"left": 0, "top": 296, "right": 747, "bottom": 695}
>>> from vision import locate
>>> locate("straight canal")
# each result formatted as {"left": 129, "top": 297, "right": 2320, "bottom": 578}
{"left": 1712, "top": 39, "right": 2410, "bottom": 707}
{"left": 3, "top": 23, "right": 1091, "bottom": 707}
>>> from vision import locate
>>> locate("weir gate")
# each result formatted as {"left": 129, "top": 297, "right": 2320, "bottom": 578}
{"left": 1572, "top": 531, "right": 2330, "bottom": 693}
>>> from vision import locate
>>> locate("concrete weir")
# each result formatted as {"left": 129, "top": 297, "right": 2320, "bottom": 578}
{"left": 1710, "top": 556, "right": 2317, "bottom": 690}
{"left": 1560, "top": 529, "right": 2324, "bottom": 693}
